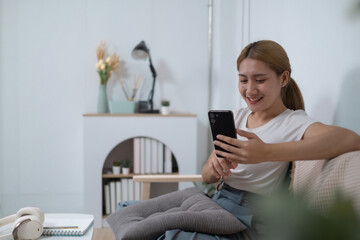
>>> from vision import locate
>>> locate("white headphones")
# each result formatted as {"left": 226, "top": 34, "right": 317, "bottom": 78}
{"left": 0, "top": 207, "right": 44, "bottom": 240}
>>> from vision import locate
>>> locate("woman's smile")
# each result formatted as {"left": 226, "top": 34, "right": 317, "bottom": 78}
{"left": 247, "top": 96, "right": 263, "bottom": 104}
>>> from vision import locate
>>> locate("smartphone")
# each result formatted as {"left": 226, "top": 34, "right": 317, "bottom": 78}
{"left": 208, "top": 110, "right": 237, "bottom": 157}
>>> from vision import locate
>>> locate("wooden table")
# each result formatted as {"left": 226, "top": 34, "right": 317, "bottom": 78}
{"left": 133, "top": 174, "right": 203, "bottom": 200}
{"left": 92, "top": 228, "right": 115, "bottom": 240}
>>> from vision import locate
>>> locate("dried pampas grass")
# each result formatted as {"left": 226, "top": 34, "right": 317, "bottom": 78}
{"left": 96, "top": 41, "right": 120, "bottom": 85}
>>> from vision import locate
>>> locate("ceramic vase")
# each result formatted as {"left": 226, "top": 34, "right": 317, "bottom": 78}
{"left": 97, "top": 85, "right": 109, "bottom": 113}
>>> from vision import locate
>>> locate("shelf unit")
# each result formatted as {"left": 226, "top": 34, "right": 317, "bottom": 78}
{"left": 83, "top": 113, "right": 198, "bottom": 227}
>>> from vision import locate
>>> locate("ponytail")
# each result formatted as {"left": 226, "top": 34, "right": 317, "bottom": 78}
{"left": 281, "top": 77, "right": 305, "bottom": 111}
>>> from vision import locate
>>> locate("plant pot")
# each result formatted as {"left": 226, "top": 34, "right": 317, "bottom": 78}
{"left": 112, "top": 166, "right": 121, "bottom": 175}
{"left": 161, "top": 106, "right": 170, "bottom": 115}
{"left": 122, "top": 167, "right": 130, "bottom": 175}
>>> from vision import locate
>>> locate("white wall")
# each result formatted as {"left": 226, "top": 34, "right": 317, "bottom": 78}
{"left": 0, "top": 0, "right": 210, "bottom": 216}
{"left": 211, "top": 0, "right": 360, "bottom": 132}
{"left": 0, "top": 0, "right": 3, "bottom": 214}
{"left": 211, "top": 0, "right": 243, "bottom": 110}
{"left": 249, "top": 0, "right": 360, "bottom": 131}
{"left": 1, "top": 0, "right": 360, "bottom": 216}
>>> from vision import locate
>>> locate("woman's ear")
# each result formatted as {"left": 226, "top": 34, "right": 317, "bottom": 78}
{"left": 280, "top": 71, "right": 290, "bottom": 87}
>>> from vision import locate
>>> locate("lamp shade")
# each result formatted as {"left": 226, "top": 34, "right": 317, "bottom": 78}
{"left": 131, "top": 41, "right": 149, "bottom": 60}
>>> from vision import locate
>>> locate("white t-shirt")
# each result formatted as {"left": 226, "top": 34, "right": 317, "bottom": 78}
{"left": 225, "top": 107, "right": 317, "bottom": 195}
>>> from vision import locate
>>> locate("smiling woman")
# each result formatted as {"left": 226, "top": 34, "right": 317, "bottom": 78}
{"left": 200, "top": 40, "right": 360, "bottom": 238}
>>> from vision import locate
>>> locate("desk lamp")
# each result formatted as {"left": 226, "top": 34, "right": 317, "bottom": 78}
{"left": 132, "top": 41, "right": 159, "bottom": 113}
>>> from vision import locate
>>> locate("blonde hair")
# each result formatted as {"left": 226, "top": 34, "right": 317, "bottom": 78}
{"left": 237, "top": 40, "right": 305, "bottom": 111}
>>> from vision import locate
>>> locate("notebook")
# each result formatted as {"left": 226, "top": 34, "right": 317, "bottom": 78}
{"left": 42, "top": 213, "right": 94, "bottom": 237}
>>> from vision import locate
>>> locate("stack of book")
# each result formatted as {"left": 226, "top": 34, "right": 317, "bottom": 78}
{"left": 133, "top": 137, "right": 173, "bottom": 174}
{"left": 104, "top": 179, "right": 142, "bottom": 215}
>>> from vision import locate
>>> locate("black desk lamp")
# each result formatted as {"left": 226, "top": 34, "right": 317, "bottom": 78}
{"left": 132, "top": 41, "right": 159, "bottom": 113}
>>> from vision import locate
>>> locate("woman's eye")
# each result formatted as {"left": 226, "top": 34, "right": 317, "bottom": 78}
{"left": 256, "top": 79, "right": 266, "bottom": 83}
{"left": 239, "top": 79, "right": 247, "bottom": 83}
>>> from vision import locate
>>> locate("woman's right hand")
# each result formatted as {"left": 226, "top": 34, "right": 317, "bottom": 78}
{"left": 201, "top": 151, "right": 237, "bottom": 184}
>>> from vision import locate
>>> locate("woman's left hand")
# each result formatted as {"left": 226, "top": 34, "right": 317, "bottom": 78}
{"left": 214, "top": 129, "right": 270, "bottom": 164}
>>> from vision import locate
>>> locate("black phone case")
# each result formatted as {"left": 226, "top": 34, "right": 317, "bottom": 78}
{"left": 208, "top": 110, "right": 237, "bottom": 157}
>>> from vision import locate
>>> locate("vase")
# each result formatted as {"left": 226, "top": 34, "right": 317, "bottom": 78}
{"left": 97, "top": 84, "right": 109, "bottom": 113}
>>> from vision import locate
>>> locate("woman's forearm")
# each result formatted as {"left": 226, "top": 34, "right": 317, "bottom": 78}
{"left": 202, "top": 151, "right": 222, "bottom": 184}
{"left": 268, "top": 124, "right": 360, "bottom": 162}
{"left": 202, "top": 161, "right": 219, "bottom": 184}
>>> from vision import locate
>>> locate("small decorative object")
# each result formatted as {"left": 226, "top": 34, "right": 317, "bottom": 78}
{"left": 121, "top": 159, "right": 130, "bottom": 175}
{"left": 118, "top": 74, "right": 143, "bottom": 102}
{"left": 112, "top": 161, "right": 121, "bottom": 175}
{"left": 160, "top": 100, "right": 170, "bottom": 115}
{"left": 137, "top": 101, "right": 149, "bottom": 113}
{"left": 110, "top": 74, "right": 143, "bottom": 114}
{"left": 109, "top": 101, "right": 136, "bottom": 114}
{"left": 95, "top": 41, "right": 120, "bottom": 113}
{"left": 97, "top": 85, "right": 108, "bottom": 113}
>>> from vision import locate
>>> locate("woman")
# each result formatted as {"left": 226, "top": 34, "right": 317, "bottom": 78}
{"left": 201, "top": 40, "right": 360, "bottom": 238}
{"left": 110, "top": 40, "right": 360, "bottom": 240}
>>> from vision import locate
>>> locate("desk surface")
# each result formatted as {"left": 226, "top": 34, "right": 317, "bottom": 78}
{"left": 92, "top": 228, "right": 115, "bottom": 240}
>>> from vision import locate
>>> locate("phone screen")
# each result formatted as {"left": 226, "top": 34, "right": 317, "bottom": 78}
{"left": 208, "top": 110, "right": 237, "bottom": 157}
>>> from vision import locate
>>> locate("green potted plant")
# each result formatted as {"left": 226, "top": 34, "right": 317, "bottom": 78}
{"left": 257, "top": 189, "right": 360, "bottom": 240}
{"left": 112, "top": 161, "right": 121, "bottom": 175}
{"left": 160, "top": 100, "right": 170, "bottom": 115}
{"left": 121, "top": 159, "right": 130, "bottom": 175}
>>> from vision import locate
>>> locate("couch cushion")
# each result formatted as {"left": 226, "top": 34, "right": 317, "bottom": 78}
{"left": 292, "top": 150, "right": 360, "bottom": 214}
{"left": 106, "top": 187, "right": 246, "bottom": 240}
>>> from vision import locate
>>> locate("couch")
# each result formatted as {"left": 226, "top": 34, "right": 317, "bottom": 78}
{"left": 292, "top": 150, "right": 360, "bottom": 215}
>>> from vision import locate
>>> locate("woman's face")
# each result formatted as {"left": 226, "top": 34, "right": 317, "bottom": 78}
{"left": 238, "top": 58, "right": 288, "bottom": 115}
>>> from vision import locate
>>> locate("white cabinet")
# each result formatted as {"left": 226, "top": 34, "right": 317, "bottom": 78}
{"left": 83, "top": 113, "right": 198, "bottom": 227}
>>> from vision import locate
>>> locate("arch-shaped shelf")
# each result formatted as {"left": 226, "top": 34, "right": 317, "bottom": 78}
{"left": 102, "top": 136, "right": 178, "bottom": 175}
{"left": 101, "top": 136, "right": 179, "bottom": 216}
